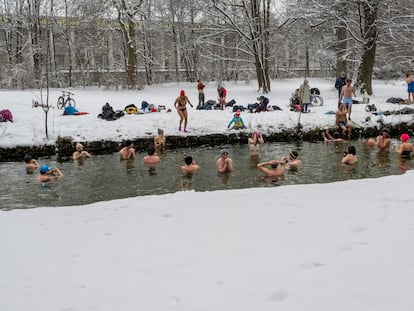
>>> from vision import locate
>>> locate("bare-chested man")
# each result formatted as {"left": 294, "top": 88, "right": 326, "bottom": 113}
{"left": 216, "top": 149, "right": 233, "bottom": 173}
{"left": 340, "top": 78, "right": 356, "bottom": 120}
{"left": 119, "top": 140, "right": 136, "bottom": 160}
{"left": 335, "top": 103, "right": 352, "bottom": 138}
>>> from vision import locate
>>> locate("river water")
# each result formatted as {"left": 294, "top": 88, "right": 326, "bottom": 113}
{"left": 0, "top": 140, "right": 412, "bottom": 210}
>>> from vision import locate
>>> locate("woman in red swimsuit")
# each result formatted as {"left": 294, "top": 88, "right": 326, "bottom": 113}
{"left": 174, "top": 89, "right": 193, "bottom": 132}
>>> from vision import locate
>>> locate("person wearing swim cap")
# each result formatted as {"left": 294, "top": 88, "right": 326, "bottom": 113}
{"left": 394, "top": 133, "right": 413, "bottom": 158}
{"left": 36, "top": 164, "right": 63, "bottom": 183}
{"left": 154, "top": 128, "right": 166, "bottom": 150}
{"left": 227, "top": 109, "right": 246, "bottom": 130}
{"left": 216, "top": 149, "right": 233, "bottom": 173}
{"left": 287, "top": 150, "right": 301, "bottom": 170}
{"left": 73, "top": 143, "right": 92, "bottom": 160}
{"left": 248, "top": 130, "right": 264, "bottom": 157}
{"left": 174, "top": 89, "right": 193, "bottom": 132}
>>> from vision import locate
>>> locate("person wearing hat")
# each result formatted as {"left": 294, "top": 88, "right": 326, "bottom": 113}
{"left": 393, "top": 133, "right": 413, "bottom": 158}
{"left": 288, "top": 150, "right": 301, "bottom": 170}
{"left": 154, "top": 128, "right": 166, "bottom": 151}
{"left": 36, "top": 165, "right": 63, "bottom": 183}
{"left": 248, "top": 130, "right": 264, "bottom": 157}
{"left": 174, "top": 89, "right": 193, "bottom": 132}
{"left": 73, "top": 143, "right": 92, "bottom": 160}
{"left": 257, "top": 156, "right": 288, "bottom": 179}
{"left": 216, "top": 149, "right": 233, "bottom": 173}
{"left": 227, "top": 109, "right": 246, "bottom": 130}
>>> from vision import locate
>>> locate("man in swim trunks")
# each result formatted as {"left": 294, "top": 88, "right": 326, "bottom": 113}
{"left": 405, "top": 73, "right": 414, "bottom": 103}
{"left": 335, "top": 103, "right": 352, "bottom": 138}
{"left": 340, "top": 78, "right": 356, "bottom": 120}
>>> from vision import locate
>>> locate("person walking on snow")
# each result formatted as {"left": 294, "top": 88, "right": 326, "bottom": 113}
{"left": 174, "top": 89, "right": 193, "bottom": 132}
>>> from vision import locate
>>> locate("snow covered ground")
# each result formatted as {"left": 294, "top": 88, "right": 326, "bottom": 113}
{"left": 1, "top": 78, "right": 414, "bottom": 311}
{"left": 0, "top": 78, "right": 412, "bottom": 148}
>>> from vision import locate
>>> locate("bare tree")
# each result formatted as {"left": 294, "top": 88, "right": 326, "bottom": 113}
{"left": 112, "top": 0, "right": 143, "bottom": 87}
{"left": 211, "top": 0, "right": 272, "bottom": 92}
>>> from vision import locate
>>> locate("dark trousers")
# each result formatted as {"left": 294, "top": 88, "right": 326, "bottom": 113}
{"left": 198, "top": 93, "right": 205, "bottom": 106}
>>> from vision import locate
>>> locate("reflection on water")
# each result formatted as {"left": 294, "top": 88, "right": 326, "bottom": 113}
{"left": 1, "top": 140, "right": 412, "bottom": 210}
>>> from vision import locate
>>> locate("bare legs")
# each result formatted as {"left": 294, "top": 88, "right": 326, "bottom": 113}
{"left": 177, "top": 109, "right": 188, "bottom": 131}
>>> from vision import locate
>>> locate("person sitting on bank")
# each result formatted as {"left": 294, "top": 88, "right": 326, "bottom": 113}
{"left": 342, "top": 145, "right": 358, "bottom": 165}
{"left": 257, "top": 95, "right": 270, "bottom": 112}
{"left": 393, "top": 133, "right": 414, "bottom": 158}
{"left": 335, "top": 103, "right": 352, "bottom": 138}
{"left": 143, "top": 145, "right": 161, "bottom": 165}
{"left": 154, "top": 128, "right": 166, "bottom": 150}
{"left": 288, "top": 150, "right": 302, "bottom": 169}
{"left": 181, "top": 155, "right": 200, "bottom": 174}
{"left": 24, "top": 154, "right": 40, "bottom": 173}
{"left": 257, "top": 156, "right": 288, "bottom": 178}
{"left": 217, "top": 149, "right": 233, "bottom": 173}
{"left": 73, "top": 143, "right": 92, "bottom": 160}
{"left": 227, "top": 109, "right": 246, "bottom": 130}
{"left": 36, "top": 165, "right": 64, "bottom": 183}
{"left": 119, "top": 139, "right": 135, "bottom": 160}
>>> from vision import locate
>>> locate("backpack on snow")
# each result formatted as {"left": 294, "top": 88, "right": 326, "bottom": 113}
{"left": 0, "top": 109, "right": 13, "bottom": 122}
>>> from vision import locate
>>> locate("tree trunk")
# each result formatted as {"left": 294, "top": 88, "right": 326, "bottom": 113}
{"left": 356, "top": 1, "right": 378, "bottom": 95}
{"left": 335, "top": 26, "right": 347, "bottom": 76}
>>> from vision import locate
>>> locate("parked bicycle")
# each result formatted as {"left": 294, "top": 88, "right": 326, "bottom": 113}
{"left": 57, "top": 91, "right": 76, "bottom": 109}
{"left": 309, "top": 88, "right": 323, "bottom": 106}
{"left": 289, "top": 87, "right": 323, "bottom": 110}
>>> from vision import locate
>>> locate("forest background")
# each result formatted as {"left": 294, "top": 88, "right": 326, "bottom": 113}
{"left": 0, "top": 0, "right": 413, "bottom": 96}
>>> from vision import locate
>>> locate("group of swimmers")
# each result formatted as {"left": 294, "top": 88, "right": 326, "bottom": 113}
{"left": 24, "top": 125, "right": 413, "bottom": 185}
{"left": 323, "top": 127, "right": 414, "bottom": 166}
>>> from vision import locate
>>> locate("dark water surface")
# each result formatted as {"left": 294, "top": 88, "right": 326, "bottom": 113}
{"left": 1, "top": 140, "right": 412, "bottom": 210}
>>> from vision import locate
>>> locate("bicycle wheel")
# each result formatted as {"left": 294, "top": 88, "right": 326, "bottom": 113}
{"left": 66, "top": 98, "right": 76, "bottom": 108}
{"left": 312, "top": 95, "right": 323, "bottom": 106}
{"left": 57, "top": 96, "right": 65, "bottom": 109}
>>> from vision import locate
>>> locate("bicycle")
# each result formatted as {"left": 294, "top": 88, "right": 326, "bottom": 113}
{"left": 57, "top": 91, "right": 76, "bottom": 109}
{"left": 309, "top": 88, "right": 323, "bottom": 106}
{"left": 289, "top": 87, "right": 323, "bottom": 111}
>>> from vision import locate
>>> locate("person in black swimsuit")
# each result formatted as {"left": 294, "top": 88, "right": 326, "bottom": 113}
{"left": 174, "top": 89, "right": 193, "bottom": 132}
{"left": 394, "top": 133, "right": 413, "bottom": 158}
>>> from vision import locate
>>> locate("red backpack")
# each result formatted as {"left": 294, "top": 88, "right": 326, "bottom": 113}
{"left": 0, "top": 109, "right": 13, "bottom": 122}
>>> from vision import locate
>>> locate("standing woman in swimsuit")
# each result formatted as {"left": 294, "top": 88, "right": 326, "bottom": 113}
{"left": 174, "top": 89, "right": 193, "bottom": 132}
